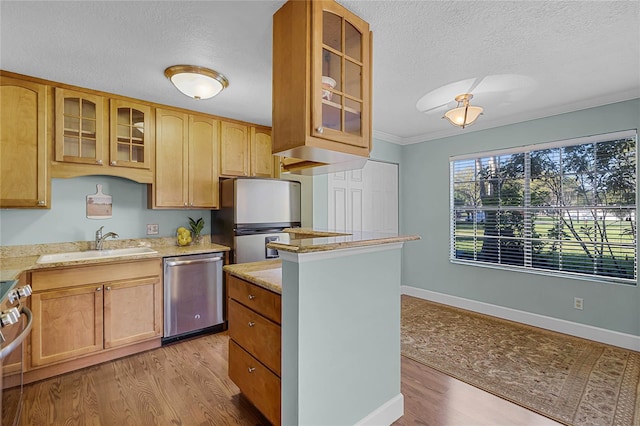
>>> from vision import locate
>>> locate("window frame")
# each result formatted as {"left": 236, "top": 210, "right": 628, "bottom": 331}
{"left": 449, "top": 129, "right": 638, "bottom": 286}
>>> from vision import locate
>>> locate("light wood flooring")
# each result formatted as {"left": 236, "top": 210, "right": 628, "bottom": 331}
{"left": 13, "top": 332, "right": 560, "bottom": 425}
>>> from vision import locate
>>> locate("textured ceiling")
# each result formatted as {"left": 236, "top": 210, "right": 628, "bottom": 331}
{"left": 1, "top": 1, "right": 638, "bottom": 144}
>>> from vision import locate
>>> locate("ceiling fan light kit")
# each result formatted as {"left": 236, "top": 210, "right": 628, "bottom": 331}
{"left": 164, "top": 65, "right": 229, "bottom": 100}
{"left": 443, "top": 93, "right": 483, "bottom": 128}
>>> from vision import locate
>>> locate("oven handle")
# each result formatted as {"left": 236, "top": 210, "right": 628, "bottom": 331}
{"left": 0, "top": 305, "right": 33, "bottom": 361}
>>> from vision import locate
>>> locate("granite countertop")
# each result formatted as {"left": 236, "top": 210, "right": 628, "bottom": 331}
{"left": 268, "top": 228, "right": 421, "bottom": 254}
{"left": 224, "top": 260, "right": 282, "bottom": 294}
{"left": 0, "top": 236, "right": 230, "bottom": 281}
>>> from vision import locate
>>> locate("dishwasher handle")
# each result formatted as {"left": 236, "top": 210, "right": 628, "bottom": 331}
{"left": 165, "top": 256, "right": 223, "bottom": 267}
{"left": 0, "top": 305, "right": 33, "bottom": 361}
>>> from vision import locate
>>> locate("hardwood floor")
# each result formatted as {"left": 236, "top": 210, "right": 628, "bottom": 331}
{"left": 15, "top": 332, "right": 560, "bottom": 425}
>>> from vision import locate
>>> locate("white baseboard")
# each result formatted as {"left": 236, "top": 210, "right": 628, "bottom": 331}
{"left": 401, "top": 285, "right": 640, "bottom": 352}
{"left": 354, "top": 393, "right": 404, "bottom": 426}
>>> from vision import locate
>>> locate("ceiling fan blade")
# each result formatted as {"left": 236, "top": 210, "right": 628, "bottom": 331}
{"left": 466, "top": 76, "right": 485, "bottom": 95}
{"left": 420, "top": 101, "right": 451, "bottom": 114}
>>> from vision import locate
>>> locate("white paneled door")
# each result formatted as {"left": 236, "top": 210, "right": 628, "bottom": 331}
{"left": 328, "top": 160, "right": 398, "bottom": 234}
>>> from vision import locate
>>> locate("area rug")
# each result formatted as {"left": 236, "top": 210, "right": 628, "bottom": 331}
{"left": 400, "top": 295, "right": 640, "bottom": 426}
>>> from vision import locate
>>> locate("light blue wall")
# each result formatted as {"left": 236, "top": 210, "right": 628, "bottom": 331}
{"left": 0, "top": 176, "right": 211, "bottom": 246}
{"left": 281, "top": 246, "right": 402, "bottom": 424}
{"left": 401, "top": 99, "right": 640, "bottom": 336}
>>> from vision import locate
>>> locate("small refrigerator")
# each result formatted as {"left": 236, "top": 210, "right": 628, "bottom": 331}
{"left": 212, "top": 177, "right": 301, "bottom": 263}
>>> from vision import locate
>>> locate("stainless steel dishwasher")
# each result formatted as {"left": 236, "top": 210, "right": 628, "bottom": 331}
{"left": 162, "top": 252, "right": 225, "bottom": 344}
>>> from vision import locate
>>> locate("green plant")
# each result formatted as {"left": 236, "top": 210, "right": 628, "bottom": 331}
{"left": 188, "top": 217, "right": 204, "bottom": 238}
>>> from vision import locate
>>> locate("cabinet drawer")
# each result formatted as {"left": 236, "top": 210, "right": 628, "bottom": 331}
{"left": 228, "top": 299, "right": 280, "bottom": 375}
{"left": 227, "top": 275, "right": 281, "bottom": 324}
{"left": 229, "top": 340, "right": 280, "bottom": 426}
{"left": 30, "top": 259, "right": 161, "bottom": 292}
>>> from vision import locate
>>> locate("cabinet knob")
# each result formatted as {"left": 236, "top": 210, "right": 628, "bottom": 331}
{"left": 96, "top": 159, "right": 103, "bottom": 165}
{"left": 106, "top": 286, "right": 111, "bottom": 291}
{"left": 248, "top": 294, "right": 255, "bottom": 300}
{"left": 96, "top": 287, "right": 102, "bottom": 292}
{"left": 184, "top": 202, "right": 188, "bottom": 207}
{"left": 315, "top": 126, "right": 324, "bottom": 134}
{"left": 37, "top": 200, "right": 46, "bottom": 206}
{"left": 111, "top": 161, "right": 117, "bottom": 166}
{"left": 248, "top": 321, "right": 255, "bottom": 327}
{"left": 248, "top": 367, "right": 256, "bottom": 373}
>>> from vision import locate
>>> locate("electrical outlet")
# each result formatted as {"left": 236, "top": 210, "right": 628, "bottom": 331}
{"left": 574, "top": 297, "right": 584, "bottom": 310}
{"left": 146, "top": 224, "right": 159, "bottom": 235}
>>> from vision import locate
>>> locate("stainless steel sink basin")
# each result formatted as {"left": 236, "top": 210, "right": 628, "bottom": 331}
{"left": 36, "top": 247, "right": 158, "bottom": 264}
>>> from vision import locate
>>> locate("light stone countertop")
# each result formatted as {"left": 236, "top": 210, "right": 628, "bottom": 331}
{"left": 268, "top": 228, "right": 421, "bottom": 254}
{"left": 223, "top": 229, "right": 421, "bottom": 294}
{"left": 0, "top": 236, "right": 230, "bottom": 281}
{"left": 223, "top": 259, "right": 282, "bottom": 294}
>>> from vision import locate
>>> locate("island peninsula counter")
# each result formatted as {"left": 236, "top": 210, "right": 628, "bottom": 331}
{"left": 224, "top": 229, "right": 419, "bottom": 425}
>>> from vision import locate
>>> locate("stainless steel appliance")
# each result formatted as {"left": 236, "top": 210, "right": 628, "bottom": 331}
{"left": 0, "top": 280, "right": 33, "bottom": 426}
{"left": 212, "top": 177, "right": 301, "bottom": 263}
{"left": 162, "top": 253, "right": 225, "bottom": 344}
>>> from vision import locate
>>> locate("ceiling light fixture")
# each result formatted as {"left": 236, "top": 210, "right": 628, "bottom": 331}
{"left": 443, "top": 94, "right": 483, "bottom": 129}
{"left": 164, "top": 65, "right": 229, "bottom": 100}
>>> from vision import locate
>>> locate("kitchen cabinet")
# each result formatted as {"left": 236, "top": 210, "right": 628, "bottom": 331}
{"left": 272, "top": 0, "right": 372, "bottom": 165}
{"left": 220, "top": 121, "right": 250, "bottom": 177}
{"left": 52, "top": 90, "right": 154, "bottom": 183}
{"left": 28, "top": 259, "right": 162, "bottom": 372}
{"left": 227, "top": 274, "right": 281, "bottom": 425}
{"left": 251, "top": 126, "right": 279, "bottom": 178}
{"left": 110, "top": 99, "right": 152, "bottom": 170}
{"left": 55, "top": 87, "right": 106, "bottom": 165}
{"left": 0, "top": 74, "right": 49, "bottom": 208}
{"left": 220, "top": 122, "right": 279, "bottom": 178}
{"left": 152, "top": 108, "right": 220, "bottom": 209}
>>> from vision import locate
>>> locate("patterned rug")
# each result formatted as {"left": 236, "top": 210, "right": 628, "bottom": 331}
{"left": 400, "top": 295, "right": 640, "bottom": 426}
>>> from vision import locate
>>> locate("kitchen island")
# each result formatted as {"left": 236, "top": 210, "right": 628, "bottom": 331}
{"left": 225, "top": 229, "right": 419, "bottom": 425}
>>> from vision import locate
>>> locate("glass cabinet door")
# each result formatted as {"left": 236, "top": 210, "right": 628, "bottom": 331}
{"left": 109, "top": 100, "right": 151, "bottom": 169}
{"left": 312, "top": 1, "right": 370, "bottom": 148}
{"left": 55, "top": 88, "right": 104, "bottom": 164}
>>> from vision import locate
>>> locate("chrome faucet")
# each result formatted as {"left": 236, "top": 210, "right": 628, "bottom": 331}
{"left": 95, "top": 226, "right": 119, "bottom": 250}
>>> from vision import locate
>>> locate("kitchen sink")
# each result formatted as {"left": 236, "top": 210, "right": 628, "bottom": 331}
{"left": 36, "top": 247, "right": 158, "bottom": 264}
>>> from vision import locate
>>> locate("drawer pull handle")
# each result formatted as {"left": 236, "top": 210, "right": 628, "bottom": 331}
{"left": 248, "top": 321, "right": 255, "bottom": 327}
{"left": 248, "top": 294, "right": 256, "bottom": 300}
{"left": 248, "top": 367, "right": 256, "bottom": 373}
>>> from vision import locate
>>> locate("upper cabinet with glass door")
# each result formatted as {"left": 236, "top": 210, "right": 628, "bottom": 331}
{"left": 55, "top": 88, "right": 105, "bottom": 165}
{"left": 272, "top": 0, "right": 372, "bottom": 165}
{"left": 313, "top": 1, "right": 370, "bottom": 149}
{"left": 110, "top": 99, "right": 151, "bottom": 169}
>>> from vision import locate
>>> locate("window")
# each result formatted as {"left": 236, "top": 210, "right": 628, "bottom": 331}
{"left": 450, "top": 130, "right": 637, "bottom": 285}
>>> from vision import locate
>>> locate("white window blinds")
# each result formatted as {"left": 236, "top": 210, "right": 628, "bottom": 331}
{"left": 450, "top": 130, "right": 637, "bottom": 285}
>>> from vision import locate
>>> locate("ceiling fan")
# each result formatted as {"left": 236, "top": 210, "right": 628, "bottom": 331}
{"left": 416, "top": 74, "right": 537, "bottom": 128}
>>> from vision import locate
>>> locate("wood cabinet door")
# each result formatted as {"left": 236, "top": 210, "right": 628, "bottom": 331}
{"left": 310, "top": 0, "right": 371, "bottom": 149}
{"left": 189, "top": 114, "right": 220, "bottom": 208}
{"left": 30, "top": 285, "right": 103, "bottom": 367}
{"left": 103, "top": 276, "right": 162, "bottom": 349}
{"left": 250, "top": 127, "right": 274, "bottom": 178}
{"left": 55, "top": 87, "right": 105, "bottom": 165}
{"left": 110, "top": 99, "right": 152, "bottom": 169}
{"left": 220, "top": 121, "right": 249, "bottom": 177}
{"left": 0, "top": 76, "right": 48, "bottom": 208}
{"left": 154, "top": 108, "right": 189, "bottom": 207}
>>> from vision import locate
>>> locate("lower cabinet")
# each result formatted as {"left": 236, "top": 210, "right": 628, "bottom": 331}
{"left": 227, "top": 274, "right": 282, "bottom": 425}
{"left": 28, "top": 259, "right": 162, "bottom": 375}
